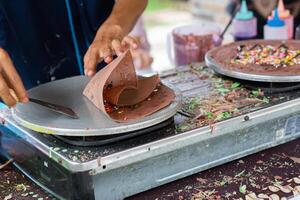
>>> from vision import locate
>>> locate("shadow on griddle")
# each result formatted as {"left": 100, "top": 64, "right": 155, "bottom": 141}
{"left": 52, "top": 118, "right": 176, "bottom": 147}
{"left": 215, "top": 73, "right": 300, "bottom": 94}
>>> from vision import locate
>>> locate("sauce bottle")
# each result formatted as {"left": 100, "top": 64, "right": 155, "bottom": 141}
{"left": 264, "top": 8, "right": 288, "bottom": 40}
{"left": 232, "top": 0, "right": 257, "bottom": 41}
{"left": 270, "top": 0, "right": 294, "bottom": 39}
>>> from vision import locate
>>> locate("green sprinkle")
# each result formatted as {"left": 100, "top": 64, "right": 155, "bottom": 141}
{"left": 217, "top": 88, "right": 230, "bottom": 94}
{"left": 231, "top": 82, "right": 240, "bottom": 89}
{"left": 251, "top": 90, "right": 259, "bottom": 97}
{"left": 15, "top": 184, "right": 27, "bottom": 191}
{"left": 263, "top": 97, "right": 269, "bottom": 103}
{"left": 216, "top": 112, "right": 231, "bottom": 121}
{"left": 206, "top": 112, "right": 213, "bottom": 119}
{"left": 220, "top": 180, "right": 227, "bottom": 186}
{"left": 235, "top": 170, "right": 245, "bottom": 177}
{"left": 176, "top": 124, "right": 190, "bottom": 132}
{"left": 233, "top": 108, "right": 239, "bottom": 112}
{"left": 186, "top": 98, "right": 200, "bottom": 112}
{"left": 239, "top": 185, "right": 247, "bottom": 194}
{"left": 53, "top": 147, "right": 60, "bottom": 152}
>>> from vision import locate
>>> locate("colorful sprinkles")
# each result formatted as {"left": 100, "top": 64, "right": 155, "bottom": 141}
{"left": 231, "top": 43, "right": 300, "bottom": 68}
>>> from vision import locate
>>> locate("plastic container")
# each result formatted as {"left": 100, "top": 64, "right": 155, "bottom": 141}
{"left": 264, "top": 8, "right": 288, "bottom": 40}
{"left": 232, "top": 0, "right": 257, "bottom": 41}
{"left": 269, "top": 0, "right": 294, "bottom": 39}
{"left": 167, "top": 24, "right": 221, "bottom": 67}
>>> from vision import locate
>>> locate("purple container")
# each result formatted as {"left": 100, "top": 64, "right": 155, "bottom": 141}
{"left": 167, "top": 24, "right": 221, "bottom": 67}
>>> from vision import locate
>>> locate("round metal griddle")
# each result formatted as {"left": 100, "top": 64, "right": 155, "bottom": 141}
{"left": 12, "top": 76, "right": 182, "bottom": 136}
{"left": 205, "top": 42, "right": 300, "bottom": 83}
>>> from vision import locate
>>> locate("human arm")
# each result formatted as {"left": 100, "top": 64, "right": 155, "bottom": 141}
{"left": 0, "top": 48, "right": 28, "bottom": 107}
{"left": 83, "top": 0, "right": 148, "bottom": 77}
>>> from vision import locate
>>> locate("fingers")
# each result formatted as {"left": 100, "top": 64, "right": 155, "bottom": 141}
{"left": 0, "top": 74, "right": 17, "bottom": 107}
{"left": 84, "top": 41, "right": 116, "bottom": 77}
{"left": 100, "top": 47, "right": 113, "bottom": 63}
{"left": 0, "top": 48, "right": 28, "bottom": 106}
{"left": 83, "top": 36, "right": 139, "bottom": 77}
{"left": 111, "top": 39, "right": 123, "bottom": 56}
{"left": 121, "top": 36, "right": 139, "bottom": 50}
{"left": 8, "top": 89, "right": 18, "bottom": 102}
{"left": 83, "top": 45, "right": 100, "bottom": 77}
{"left": 0, "top": 49, "right": 28, "bottom": 103}
{"left": 132, "top": 49, "right": 154, "bottom": 69}
{"left": 144, "top": 53, "right": 153, "bottom": 68}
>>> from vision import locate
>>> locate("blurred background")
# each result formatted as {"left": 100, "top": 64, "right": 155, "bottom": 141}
{"left": 141, "top": 0, "right": 231, "bottom": 72}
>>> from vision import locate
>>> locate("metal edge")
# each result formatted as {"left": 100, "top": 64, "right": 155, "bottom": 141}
{"left": 13, "top": 162, "right": 66, "bottom": 200}
{"left": 89, "top": 97, "right": 300, "bottom": 174}
{"left": 154, "top": 135, "right": 299, "bottom": 184}
{"left": 0, "top": 112, "right": 84, "bottom": 170}
{"left": 11, "top": 110, "right": 56, "bottom": 134}
{"left": 37, "top": 97, "right": 300, "bottom": 172}
{"left": 3, "top": 97, "right": 300, "bottom": 173}
{"left": 205, "top": 49, "right": 300, "bottom": 83}
{"left": 11, "top": 82, "right": 182, "bottom": 137}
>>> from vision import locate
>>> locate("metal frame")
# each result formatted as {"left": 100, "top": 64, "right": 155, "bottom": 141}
{"left": 1, "top": 96, "right": 300, "bottom": 199}
{"left": 2, "top": 97, "right": 300, "bottom": 173}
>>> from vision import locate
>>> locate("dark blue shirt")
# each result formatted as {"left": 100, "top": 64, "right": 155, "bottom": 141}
{"left": 0, "top": 0, "right": 114, "bottom": 89}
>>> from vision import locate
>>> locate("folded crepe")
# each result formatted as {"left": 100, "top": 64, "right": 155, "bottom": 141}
{"left": 83, "top": 50, "right": 175, "bottom": 122}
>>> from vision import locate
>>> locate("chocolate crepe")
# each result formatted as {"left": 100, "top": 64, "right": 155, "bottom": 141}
{"left": 83, "top": 50, "right": 175, "bottom": 122}
{"left": 210, "top": 40, "right": 300, "bottom": 76}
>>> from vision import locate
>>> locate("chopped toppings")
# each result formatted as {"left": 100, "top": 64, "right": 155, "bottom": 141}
{"left": 103, "top": 101, "right": 117, "bottom": 113}
{"left": 231, "top": 44, "right": 300, "bottom": 68}
{"left": 174, "top": 65, "right": 289, "bottom": 133}
{"left": 180, "top": 77, "right": 268, "bottom": 129}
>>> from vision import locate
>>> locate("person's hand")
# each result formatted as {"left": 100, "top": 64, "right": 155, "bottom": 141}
{"left": 0, "top": 48, "right": 28, "bottom": 107}
{"left": 131, "top": 48, "right": 153, "bottom": 70}
{"left": 83, "top": 24, "right": 139, "bottom": 77}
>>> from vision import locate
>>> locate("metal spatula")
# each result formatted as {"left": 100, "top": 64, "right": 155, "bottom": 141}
{"left": 28, "top": 98, "right": 79, "bottom": 119}
{"left": 10, "top": 89, "right": 79, "bottom": 119}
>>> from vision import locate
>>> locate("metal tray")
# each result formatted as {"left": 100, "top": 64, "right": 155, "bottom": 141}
{"left": 205, "top": 48, "right": 300, "bottom": 83}
{"left": 12, "top": 76, "right": 182, "bottom": 136}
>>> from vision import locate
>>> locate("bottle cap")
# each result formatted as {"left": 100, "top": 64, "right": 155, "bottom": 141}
{"left": 267, "top": 8, "right": 285, "bottom": 27}
{"left": 278, "top": 0, "right": 290, "bottom": 18}
{"left": 235, "top": 0, "right": 254, "bottom": 20}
